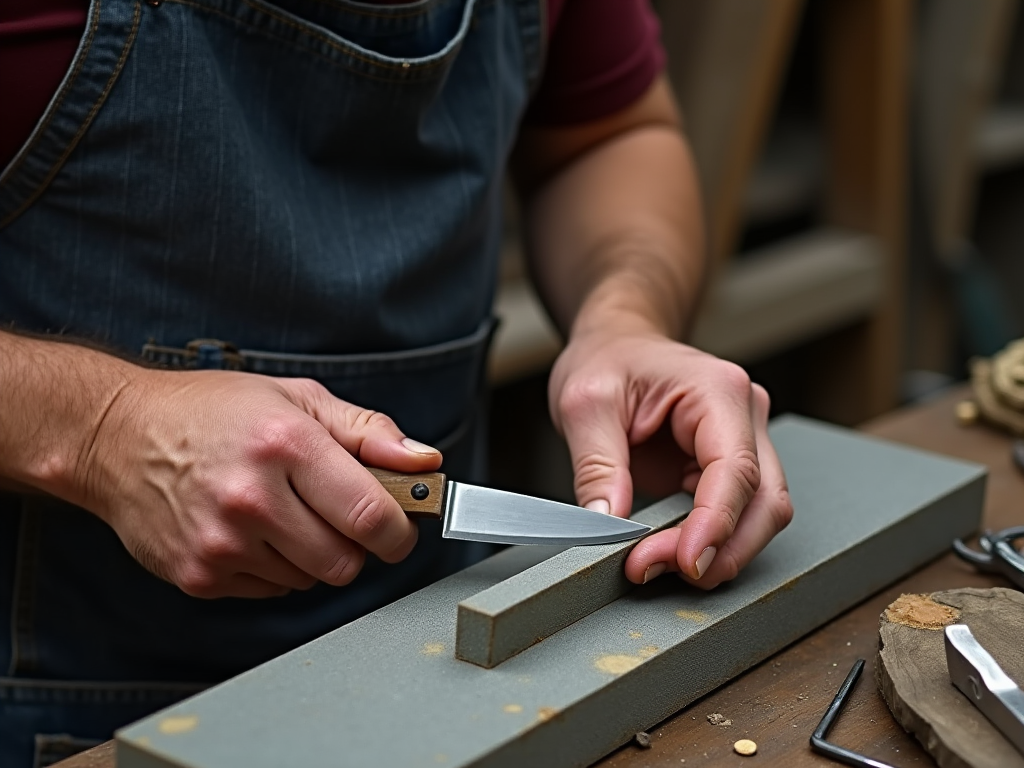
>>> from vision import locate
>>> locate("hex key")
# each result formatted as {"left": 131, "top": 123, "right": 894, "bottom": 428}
{"left": 810, "top": 659, "right": 898, "bottom": 768}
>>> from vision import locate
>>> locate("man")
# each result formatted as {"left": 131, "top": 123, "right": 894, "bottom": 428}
{"left": 0, "top": 0, "right": 793, "bottom": 764}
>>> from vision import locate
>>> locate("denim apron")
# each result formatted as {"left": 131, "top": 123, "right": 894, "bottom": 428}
{"left": 0, "top": 0, "right": 543, "bottom": 762}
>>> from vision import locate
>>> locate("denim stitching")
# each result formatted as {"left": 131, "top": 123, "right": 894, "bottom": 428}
{"left": 169, "top": 0, "right": 469, "bottom": 72}
{"left": 0, "top": 0, "right": 102, "bottom": 189}
{"left": 0, "top": 2, "right": 142, "bottom": 229}
{"left": 165, "top": 0, "right": 466, "bottom": 81}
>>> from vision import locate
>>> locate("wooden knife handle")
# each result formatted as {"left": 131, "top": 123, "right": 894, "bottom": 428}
{"left": 366, "top": 468, "right": 446, "bottom": 519}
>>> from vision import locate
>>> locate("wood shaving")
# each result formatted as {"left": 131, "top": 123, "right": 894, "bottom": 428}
{"left": 884, "top": 593, "right": 961, "bottom": 630}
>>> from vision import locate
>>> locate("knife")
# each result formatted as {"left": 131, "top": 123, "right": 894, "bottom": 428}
{"left": 945, "top": 623, "right": 1024, "bottom": 754}
{"left": 367, "top": 468, "right": 652, "bottom": 546}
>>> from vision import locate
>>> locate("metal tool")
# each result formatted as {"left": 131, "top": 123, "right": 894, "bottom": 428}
{"left": 367, "top": 468, "right": 652, "bottom": 546}
{"left": 952, "top": 525, "right": 1024, "bottom": 590}
{"left": 810, "top": 659, "right": 898, "bottom": 768}
{"left": 945, "top": 624, "right": 1024, "bottom": 755}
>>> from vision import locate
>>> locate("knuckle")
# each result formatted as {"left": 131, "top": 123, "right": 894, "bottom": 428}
{"left": 715, "top": 361, "right": 752, "bottom": 395}
{"left": 751, "top": 383, "right": 771, "bottom": 411}
{"left": 347, "top": 491, "right": 391, "bottom": 542}
{"left": 572, "top": 453, "right": 617, "bottom": 491}
{"left": 320, "top": 549, "right": 363, "bottom": 586}
{"left": 769, "top": 488, "right": 794, "bottom": 532}
{"left": 195, "top": 525, "right": 245, "bottom": 563}
{"left": 732, "top": 450, "right": 762, "bottom": 496}
{"left": 557, "top": 377, "right": 619, "bottom": 421}
{"left": 177, "top": 564, "right": 221, "bottom": 598}
{"left": 350, "top": 408, "right": 397, "bottom": 434}
{"left": 249, "top": 418, "right": 308, "bottom": 463}
{"left": 218, "top": 480, "right": 271, "bottom": 521}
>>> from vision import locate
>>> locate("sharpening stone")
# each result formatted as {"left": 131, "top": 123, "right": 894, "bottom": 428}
{"left": 456, "top": 494, "right": 694, "bottom": 667}
{"left": 116, "top": 415, "right": 986, "bottom": 768}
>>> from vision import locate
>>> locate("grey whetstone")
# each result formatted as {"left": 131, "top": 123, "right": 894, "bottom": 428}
{"left": 456, "top": 492, "right": 694, "bottom": 667}
{"left": 877, "top": 588, "right": 1024, "bottom": 768}
{"left": 116, "top": 416, "right": 987, "bottom": 768}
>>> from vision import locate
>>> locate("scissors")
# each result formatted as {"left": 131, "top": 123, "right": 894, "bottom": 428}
{"left": 953, "top": 526, "right": 1024, "bottom": 590}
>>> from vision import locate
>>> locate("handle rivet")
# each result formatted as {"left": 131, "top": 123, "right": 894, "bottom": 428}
{"left": 411, "top": 483, "right": 430, "bottom": 501}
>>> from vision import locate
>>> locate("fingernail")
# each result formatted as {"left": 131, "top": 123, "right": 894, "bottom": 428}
{"left": 643, "top": 563, "right": 667, "bottom": 583}
{"left": 695, "top": 546, "right": 717, "bottom": 579}
{"left": 585, "top": 499, "right": 610, "bottom": 515}
{"left": 402, "top": 437, "right": 439, "bottom": 455}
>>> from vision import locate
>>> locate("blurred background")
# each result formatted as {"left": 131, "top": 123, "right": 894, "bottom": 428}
{"left": 487, "top": 0, "right": 1024, "bottom": 503}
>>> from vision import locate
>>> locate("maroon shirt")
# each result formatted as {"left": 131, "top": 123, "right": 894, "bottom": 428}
{"left": 0, "top": 0, "right": 664, "bottom": 169}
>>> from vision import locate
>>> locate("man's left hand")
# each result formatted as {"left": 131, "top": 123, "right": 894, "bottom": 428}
{"left": 549, "top": 327, "right": 793, "bottom": 589}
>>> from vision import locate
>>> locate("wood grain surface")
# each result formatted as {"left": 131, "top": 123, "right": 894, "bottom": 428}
{"left": 877, "top": 588, "right": 1024, "bottom": 768}
{"left": 365, "top": 467, "right": 446, "bottom": 517}
{"left": 52, "top": 385, "right": 1023, "bottom": 768}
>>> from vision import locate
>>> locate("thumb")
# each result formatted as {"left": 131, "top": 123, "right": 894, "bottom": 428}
{"left": 281, "top": 379, "right": 442, "bottom": 473}
{"left": 555, "top": 380, "right": 633, "bottom": 518}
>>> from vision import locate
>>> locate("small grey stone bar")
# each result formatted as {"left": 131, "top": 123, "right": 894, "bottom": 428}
{"left": 456, "top": 493, "right": 694, "bottom": 668}
{"left": 117, "top": 416, "right": 987, "bottom": 768}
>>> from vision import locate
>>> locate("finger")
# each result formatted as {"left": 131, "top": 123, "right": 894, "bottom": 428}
{"left": 669, "top": 369, "right": 760, "bottom": 579}
{"left": 680, "top": 387, "right": 792, "bottom": 589}
{"left": 246, "top": 543, "right": 320, "bottom": 591}
{"left": 288, "top": 433, "right": 419, "bottom": 563}
{"left": 217, "top": 573, "right": 293, "bottom": 599}
{"left": 284, "top": 379, "right": 442, "bottom": 473}
{"left": 260, "top": 495, "right": 369, "bottom": 586}
{"left": 624, "top": 526, "right": 684, "bottom": 584}
{"left": 555, "top": 377, "right": 634, "bottom": 517}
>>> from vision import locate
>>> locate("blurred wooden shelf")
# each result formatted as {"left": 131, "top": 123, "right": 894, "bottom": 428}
{"left": 692, "top": 228, "right": 882, "bottom": 363}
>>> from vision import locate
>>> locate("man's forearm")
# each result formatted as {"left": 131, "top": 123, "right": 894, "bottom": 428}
{"left": 519, "top": 83, "right": 705, "bottom": 341}
{"left": 0, "top": 330, "right": 137, "bottom": 504}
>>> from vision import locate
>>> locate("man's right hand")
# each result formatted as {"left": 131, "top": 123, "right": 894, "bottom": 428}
{"left": 85, "top": 370, "right": 438, "bottom": 598}
{"left": 0, "top": 330, "right": 436, "bottom": 599}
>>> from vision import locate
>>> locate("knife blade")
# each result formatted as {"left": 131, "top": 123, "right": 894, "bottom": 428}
{"left": 945, "top": 623, "right": 1024, "bottom": 755}
{"left": 367, "top": 468, "right": 652, "bottom": 546}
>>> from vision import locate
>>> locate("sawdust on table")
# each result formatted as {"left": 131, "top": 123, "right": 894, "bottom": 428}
{"left": 884, "top": 593, "right": 961, "bottom": 630}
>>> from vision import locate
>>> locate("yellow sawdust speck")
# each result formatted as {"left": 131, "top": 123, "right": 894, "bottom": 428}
{"left": 422, "top": 642, "right": 445, "bottom": 655}
{"left": 158, "top": 715, "right": 198, "bottom": 735}
{"left": 638, "top": 645, "right": 659, "bottom": 658}
{"left": 595, "top": 654, "right": 644, "bottom": 675}
{"left": 537, "top": 707, "right": 558, "bottom": 722}
{"left": 675, "top": 609, "right": 708, "bottom": 622}
{"left": 134, "top": 737, "right": 152, "bottom": 747}
{"left": 434, "top": 754, "right": 448, "bottom": 763}
{"left": 503, "top": 704, "right": 523, "bottom": 714}
{"left": 629, "top": 631, "right": 643, "bottom": 639}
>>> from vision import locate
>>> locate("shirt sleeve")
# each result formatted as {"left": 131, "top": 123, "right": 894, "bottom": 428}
{"left": 525, "top": 0, "right": 667, "bottom": 127}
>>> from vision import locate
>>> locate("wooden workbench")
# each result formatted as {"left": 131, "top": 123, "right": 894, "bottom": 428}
{"left": 55, "top": 386, "right": 1020, "bottom": 768}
